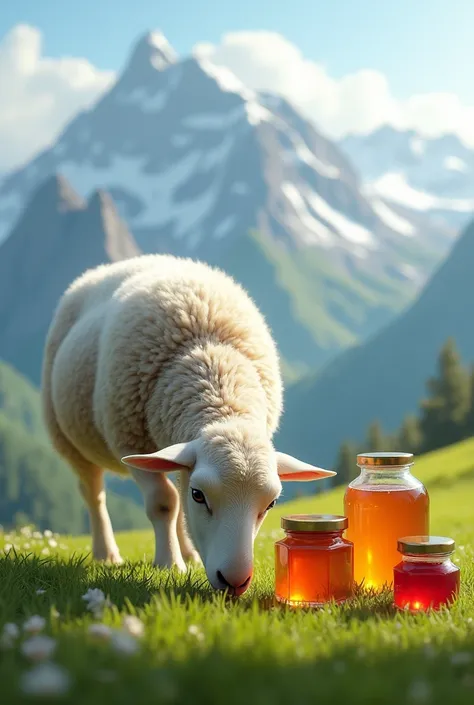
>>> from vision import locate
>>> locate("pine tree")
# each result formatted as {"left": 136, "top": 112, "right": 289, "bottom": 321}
{"left": 464, "top": 364, "right": 474, "bottom": 438}
{"left": 396, "top": 414, "right": 423, "bottom": 454}
{"left": 419, "top": 338, "right": 470, "bottom": 452}
{"left": 335, "top": 440, "right": 358, "bottom": 485}
{"left": 366, "top": 421, "right": 386, "bottom": 451}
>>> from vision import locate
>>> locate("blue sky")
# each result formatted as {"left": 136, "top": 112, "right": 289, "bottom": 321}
{"left": 1, "top": 0, "right": 472, "bottom": 101}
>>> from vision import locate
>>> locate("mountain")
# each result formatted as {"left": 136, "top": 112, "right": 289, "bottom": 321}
{"left": 0, "top": 32, "right": 454, "bottom": 379}
{"left": 340, "top": 126, "right": 474, "bottom": 231}
{"left": 0, "top": 174, "right": 139, "bottom": 385}
{"left": 0, "top": 359, "right": 148, "bottom": 533}
{"left": 276, "top": 217, "right": 474, "bottom": 468}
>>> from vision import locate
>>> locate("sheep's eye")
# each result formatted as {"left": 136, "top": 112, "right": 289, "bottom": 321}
{"left": 191, "top": 488, "right": 206, "bottom": 504}
{"left": 266, "top": 499, "right": 277, "bottom": 511}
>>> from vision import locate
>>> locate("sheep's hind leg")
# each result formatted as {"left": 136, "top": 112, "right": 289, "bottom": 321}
{"left": 78, "top": 465, "right": 123, "bottom": 564}
{"left": 130, "top": 468, "right": 186, "bottom": 572}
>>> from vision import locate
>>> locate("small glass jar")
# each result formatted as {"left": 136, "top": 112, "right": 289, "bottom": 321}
{"left": 394, "top": 536, "right": 460, "bottom": 611}
{"left": 344, "top": 452, "right": 429, "bottom": 589}
{"left": 275, "top": 514, "right": 353, "bottom": 606}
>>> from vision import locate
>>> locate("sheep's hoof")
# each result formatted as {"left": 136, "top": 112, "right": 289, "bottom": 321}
{"left": 184, "top": 550, "right": 202, "bottom": 566}
{"left": 93, "top": 550, "right": 124, "bottom": 565}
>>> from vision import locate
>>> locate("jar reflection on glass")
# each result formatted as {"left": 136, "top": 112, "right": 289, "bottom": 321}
{"left": 275, "top": 514, "right": 353, "bottom": 607}
{"left": 344, "top": 452, "right": 429, "bottom": 589}
{"left": 394, "top": 536, "right": 460, "bottom": 611}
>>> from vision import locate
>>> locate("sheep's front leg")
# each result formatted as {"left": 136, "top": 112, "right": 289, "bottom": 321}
{"left": 130, "top": 468, "right": 186, "bottom": 572}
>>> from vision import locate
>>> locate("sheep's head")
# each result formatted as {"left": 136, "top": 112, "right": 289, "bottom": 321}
{"left": 121, "top": 419, "right": 335, "bottom": 596}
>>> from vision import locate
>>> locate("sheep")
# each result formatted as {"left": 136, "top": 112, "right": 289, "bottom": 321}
{"left": 42, "top": 254, "right": 335, "bottom": 595}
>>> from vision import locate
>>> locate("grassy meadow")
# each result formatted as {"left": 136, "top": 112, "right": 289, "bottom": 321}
{"left": 1, "top": 439, "right": 474, "bottom": 704}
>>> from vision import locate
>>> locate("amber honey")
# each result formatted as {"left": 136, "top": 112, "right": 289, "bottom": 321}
{"left": 344, "top": 453, "right": 429, "bottom": 590}
{"left": 275, "top": 514, "right": 353, "bottom": 606}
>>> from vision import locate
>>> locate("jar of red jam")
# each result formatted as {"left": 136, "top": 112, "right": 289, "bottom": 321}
{"left": 394, "top": 536, "right": 460, "bottom": 611}
{"left": 275, "top": 514, "right": 353, "bottom": 606}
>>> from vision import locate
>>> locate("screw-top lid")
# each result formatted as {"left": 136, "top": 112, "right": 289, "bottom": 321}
{"left": 357, "top": 451, "right": 414, "bottom": 467}
{"left": 281, "top": 514, "right": 348, "bottom": 532}
{"left": 397, "top": 536, "right": 455, "bottom": 555}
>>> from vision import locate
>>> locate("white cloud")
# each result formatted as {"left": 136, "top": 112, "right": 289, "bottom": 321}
{"left": 194, "top": 31, "right": 474, "bottom": 147}
{"left": 0, "top": 25, "right": 115, "bottom": 172}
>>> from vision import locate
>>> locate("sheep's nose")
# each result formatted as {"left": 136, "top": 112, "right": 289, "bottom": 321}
{"left": 216, "top": 570, "right": 252, "bottom": 596}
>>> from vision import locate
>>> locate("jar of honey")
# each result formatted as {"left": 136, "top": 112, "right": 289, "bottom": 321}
{"left": 394, "top": 536, "right": 460, "bottom": 611}
{"left": 344, "top": 452, "right": 429, "bottom": 590}
{"left": 275, "top": 514, "right": 353, "bottom": 606}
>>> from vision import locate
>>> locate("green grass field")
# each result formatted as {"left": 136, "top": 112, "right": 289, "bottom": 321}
{"left": 1, "top": 440, "right": 474, "bottom": 704}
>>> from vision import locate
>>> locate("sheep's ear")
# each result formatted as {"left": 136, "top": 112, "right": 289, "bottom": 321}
{"left": 121, "top": 441, "right": 197, "bottom": 473}
{"left": 275, "top": 451, "right": 336, "bottom": 482}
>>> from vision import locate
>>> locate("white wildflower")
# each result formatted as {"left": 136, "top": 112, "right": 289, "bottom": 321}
{"left": 81, "top": 587, "right": 111, "bottom": 618}
{"left": 88, "top": 623, "right": 112, "bottom": 640}
{"left": 122, "top": 615, "right": 145, "bottom": 638}
{"left": 24, "top": 542, "right": 31, "bottom": 549}
{"left": 36, "top": 589, "right": 46, "bottom": 596}
{"left": 33, "top": 531, "right": 43, "bottom": 540}
{"left": 408, "top": 679, "right": 431, "bottom": 702}
{"left": 21, "top": 662, "right": 71, "bottom": 696}
{"left": 21, "top": 635, "right": 56, "bottom": 662}
{"left": 0, "top": 622, "right": 20, "bottom": 649}
{"left": 188, "top": 624, "right": 204, "bottom": 642}
{"left": 451, "top": 652, "right": 473, "bottom": 666}
{"left": 4, "top": 543, "right": 12, "bottom": 552}
{"left": 111, "top": 632, "right": 139, "bottom": 655}
{"left": 23, "top": 616, "right": 46, "bottom": 634}
{"left": 43, "top": 530, "right": 53, "bottom": 539}
{"left": 20, "top": 526, "right": 32, "bottom": 537}
{"left": 48, "top": 539, "right": 58, "bottom": 548}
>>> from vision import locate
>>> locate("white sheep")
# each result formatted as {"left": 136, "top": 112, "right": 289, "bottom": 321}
{"left": 42, "top": 254, "right": 334, "bottom": 595}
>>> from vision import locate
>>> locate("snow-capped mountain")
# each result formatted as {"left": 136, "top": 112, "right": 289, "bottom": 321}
{"left": 0, "top": 32, "right": 452, "bottom": 286}
{"left": 340, "top": 126, "right": 474, "bottom": 230}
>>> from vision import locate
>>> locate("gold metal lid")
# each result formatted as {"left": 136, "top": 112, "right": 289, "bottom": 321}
{"left": 397, "top": 536, "right": 455, "bottom": 555}
{"left": 281, "top": 514, "right": 348, "bottom": 532}
{"left": 357, "top": 452, "right": 414, "bottom": 467}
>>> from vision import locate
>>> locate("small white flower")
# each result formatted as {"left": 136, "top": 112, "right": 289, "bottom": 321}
{"left": 4, "top": 543, "right": 12, "bottom": 552}
{"left": 20, "top": 526, "right": 32, "bottom": 537}
{"left": 88, "top": 623, "right": 112, "bottom": 640}
{"left": 21, "top": 662, "right": 71, "bottom": 696}
{"left": 59, "top": 544, "right": 68, "bottom": 550}
{"left": 188, "top": 624, "right": 204, "bottom": 642}
{"left": 41, "top": 547, "right": 50, "bottom": 556}
{"left": 0, "top": 623, "right": 19, "bottom": 649}
{"left": 21, "top": 635, "right": 56, "bottom": 662}
{"left": 23, "top": 542, "right": 31, "bottom": 549}
{"left": 36, "top": 589, "right": 46, "bottom": 596}
{"left": 111, "top": 632, "right": 139, "bottom": 655}
{"left": 43, "top": 530, "right": 53, "bottom": 538}
{"left": 48, "top": 539, "right": 58, "bottom": 548}
{"left": 451, "top": 652, "right": 472, "bottom": 666}
{"left": 3, "top": 623, "right": 19, "bottom": 639}
{"left": 33, "top": 531, "right": 43, "bottom": 540}
{"left": 23, "top": 616, "right": 46, "bottom": 634}
{"left": 408, "top": 680, "right": 431, "bottom": 702}
{"left": 122, "top": 615, "right": 145, "bottom": 638}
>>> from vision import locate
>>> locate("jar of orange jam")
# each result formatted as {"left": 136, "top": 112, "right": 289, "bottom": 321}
{"left": 344, "top": 452, "right": 429, "bottom": 590}
{"left": 275, "top": 514, "right": 353, "bottom": 606}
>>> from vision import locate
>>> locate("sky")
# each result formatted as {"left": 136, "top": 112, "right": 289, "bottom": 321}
{"left": 0, "top": 0, "right": 473, "bottom": 172}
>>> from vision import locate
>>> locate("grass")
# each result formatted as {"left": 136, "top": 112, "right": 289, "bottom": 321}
{"left": 1, "top": 440, "right": 474, "bottom": 704}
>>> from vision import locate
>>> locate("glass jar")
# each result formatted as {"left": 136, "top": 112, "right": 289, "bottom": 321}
{"left": 275, "top": 514, "right": 353, "bottom": 606}
{"left": 344, "top": 452, "right": 429, "bottom": 589}
{"left": 394, "top": 536, "right": 460, "bottom": 611}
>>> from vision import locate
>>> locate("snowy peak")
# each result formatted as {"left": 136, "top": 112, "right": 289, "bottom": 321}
{"left": 123, "top": 30, "right": 178, "bottom": 75}
{"left": 340, "top": 126, "right": 474, "bottom": 229}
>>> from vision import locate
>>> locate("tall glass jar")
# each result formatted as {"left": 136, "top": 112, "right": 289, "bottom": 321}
{"left": 344, "top": 452, "right": 429, "bottom": 589}
{"left": 394, "top": 536, "right": 460, "bottom": 611}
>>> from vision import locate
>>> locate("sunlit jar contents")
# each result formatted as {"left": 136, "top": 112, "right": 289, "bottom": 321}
{"left": 275, "top": 514, "right": 353, "bottom": 606}
{"left": 394, "top": 536, "right": 460, "bottom": 611}
{"left": 344, "top": 452, "right": 429, "bottom": 590}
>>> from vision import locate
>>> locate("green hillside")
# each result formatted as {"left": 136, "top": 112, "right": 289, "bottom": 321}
{"left": 0, "top": 439, "right": 473, "bottom": 705}
{"left": 0, "top": 360, "right": 148, "bottom": 533}
{"left": 213, "top": 229, "right": 417, "bottom": 379}
{"left": 277, "top": 218, "right": 474, "bottom": 464}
